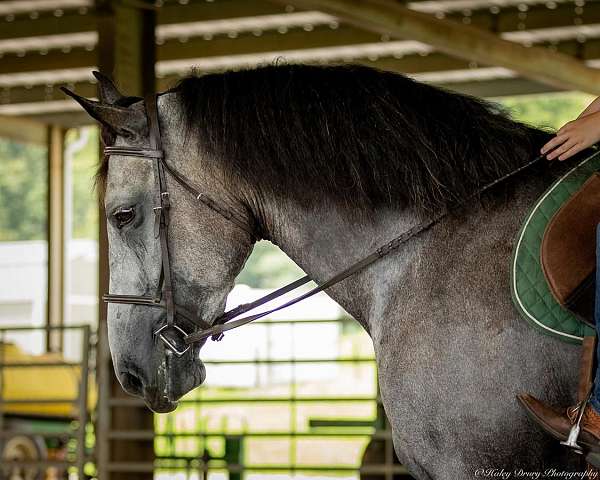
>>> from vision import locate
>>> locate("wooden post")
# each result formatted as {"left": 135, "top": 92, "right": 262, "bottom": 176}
{"left": 95, "top": 1, "right": 156, "bottom": 479}
{"left": 46, "top": 125, "right": 65, "bottom": 353}
{"left": 277, "top": 0, "right": 600, "bottom": 95}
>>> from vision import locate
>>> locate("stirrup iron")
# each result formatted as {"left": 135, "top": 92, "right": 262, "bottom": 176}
{"left": 561, "top": 391, "right": 593, "bottom": 454}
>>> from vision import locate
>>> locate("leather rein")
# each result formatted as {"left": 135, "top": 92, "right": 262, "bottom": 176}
{"left": 103, "top": 94, "right": 545, "bottom": 357}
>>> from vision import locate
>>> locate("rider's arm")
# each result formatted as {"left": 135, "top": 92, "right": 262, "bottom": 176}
{"left": 541, "top": 105, "right": 600, "bottom": 161}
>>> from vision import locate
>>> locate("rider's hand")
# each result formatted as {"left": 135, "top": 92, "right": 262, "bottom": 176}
{"left": 541, "top": 111, "right": 600, "bottom": 161}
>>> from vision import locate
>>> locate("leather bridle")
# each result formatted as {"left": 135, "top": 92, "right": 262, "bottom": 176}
{"left": 102, "top": 94, "right": 257, "bottom": 357}
{"left": 103, "top": 94, "right": 545, "bottom": 358}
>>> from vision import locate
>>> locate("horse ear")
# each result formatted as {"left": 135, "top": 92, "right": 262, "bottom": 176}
{"left": 61, "top": 87, "right": 147, "bottom": 139}
{"left": 92, "top": 71, "right": 124, "bottom": 104}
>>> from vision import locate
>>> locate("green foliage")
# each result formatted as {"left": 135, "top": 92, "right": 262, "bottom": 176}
{"left": 0, "top": 139, "right": 47, "bottom": 241}
{"left": 236, "top": 240, "right": 305, "bottom": 288}
{"left": 66, "top": 127, "right": 99, "bottom": 240}
{"left": 0, "top": 128, "right": 100, "bottom": 243}
{"left": 497, "top": 91, "right": 595, "bottom": 130}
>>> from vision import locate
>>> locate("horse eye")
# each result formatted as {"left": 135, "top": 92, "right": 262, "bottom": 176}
{"left": 113, "top": 207, "right": 135, "bottom": 229}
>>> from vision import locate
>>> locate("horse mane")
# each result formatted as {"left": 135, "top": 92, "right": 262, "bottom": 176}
{"left": 98, "top": 64, "right": 552, "bottom": 212}
{"left": 173, "top": 64, "right": 551, "bottom": 213}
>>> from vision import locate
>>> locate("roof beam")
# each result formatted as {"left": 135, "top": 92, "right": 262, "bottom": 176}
{"left": 0, "top": 8, "right": 96, "bottom": 40}
{"left": 428, "top": 1, "right": 600, "bottom": 34}
{"left": 0, "top": 0, "right": 289, "bottom": 40}
{"left": 2, "top": 2, "right": 599, "bottom": 86}
{"left": 407, "top": 0, "right": 573, "bottom": 11}
{"left": 276, "top": 0, "right": 600, "bottom": 94}
{"left": 0, "top": 114, "right": 47, "bottom": 143}
{"left": 0, "top": 1, "right": 91, "bottom": 16}
{"left": 1, "top": 19, "right": 598, "bottom": 78}
{"left": 0, "top": 25, "right": 380, "bottom": 75}
{"left": 438, "top": 76, "right": 561, "bottom": 97}
{"left": 1, "top": 1, "right": 600, "bottom": 81}
{"left": 157, "top": 24, "right": 379, "bottom": 61}
{"left": 1, "top": 0, "right": 599, "bottom": 43}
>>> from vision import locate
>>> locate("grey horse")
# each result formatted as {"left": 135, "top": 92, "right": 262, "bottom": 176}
{"left": 66, "top": 65, "right": 583, "bottom": 478}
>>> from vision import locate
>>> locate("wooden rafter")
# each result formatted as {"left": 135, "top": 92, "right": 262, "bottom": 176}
{"left": 274, "top": 0, "right": 600, "bottom": 94}
{"left": 0, "top": 0, "right": 288, "bottom": 40}
{"left": 0, "top": 22, "right": 597, "bottom": 78}
{"left": 0, "top": 0, "right": 597, "bottom": 42}
{"left": 0, "top": 115, "right": 47, "bottom": 143}
{"left": 1, "top": 0, "right": 600, "bottom": 89}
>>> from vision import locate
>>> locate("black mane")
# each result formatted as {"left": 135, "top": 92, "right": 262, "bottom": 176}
{"left": 178, "top": 65, "right": 551, "bottom": 212}
{"left": 175, "top": 64, "right": 550, "bottom": 213}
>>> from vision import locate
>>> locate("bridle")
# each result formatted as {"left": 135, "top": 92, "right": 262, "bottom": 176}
{"left": 103, "top": 94, "right": 546, "bottom": 358}
{"left": 102, "top": 94, "right": 254, "bottom": 357}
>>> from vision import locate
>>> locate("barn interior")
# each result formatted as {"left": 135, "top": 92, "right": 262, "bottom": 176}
{"left": 0, "top": 0, "right": 597, "bottom": 479}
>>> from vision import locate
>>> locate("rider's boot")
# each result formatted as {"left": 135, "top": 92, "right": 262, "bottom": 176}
{"left": 517, "top": 394, "right": 600, "bottom": 457}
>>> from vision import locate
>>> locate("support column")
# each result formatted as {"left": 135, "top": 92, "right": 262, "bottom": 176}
{"left": 95, "top": 1, "right": 156, "bottom": 479}
{"left": 46, "top": 125, "right": 65, "bottom": 353}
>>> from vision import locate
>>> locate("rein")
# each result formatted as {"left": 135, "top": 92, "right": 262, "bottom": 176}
{"left": 185, "top": 152, "right": 546, "bottom": 344}
{"left": 103, "top": 94, "right": 545, "bottom": 356}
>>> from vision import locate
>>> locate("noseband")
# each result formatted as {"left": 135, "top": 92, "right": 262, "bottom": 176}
{"left": 103, "top": 94, "right": 545, "bottom": 358}
{"left": 102, "top": 94, "right": 248, "bottom": 356}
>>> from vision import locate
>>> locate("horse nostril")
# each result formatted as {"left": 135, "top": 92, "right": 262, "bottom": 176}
{"left": 121, "top": 371, "right": 144, "bottom": 396}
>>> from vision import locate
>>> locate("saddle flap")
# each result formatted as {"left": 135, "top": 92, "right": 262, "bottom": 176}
{"left": 541, "top": 171, "right": 600, "bottom": 322}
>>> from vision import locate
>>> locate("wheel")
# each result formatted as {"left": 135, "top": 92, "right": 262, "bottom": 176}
{"left": 1, "top": 434, "right": 47, "bottom": 480}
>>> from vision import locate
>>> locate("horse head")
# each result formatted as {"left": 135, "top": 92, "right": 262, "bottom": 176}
{"left": 64, "top": 73, "right": 256, "bottom": 412}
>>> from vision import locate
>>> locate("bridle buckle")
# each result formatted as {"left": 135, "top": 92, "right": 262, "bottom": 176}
{"left": 161, "top": 191, "right": 170, "bottom": 208}
{"left": 154, "top": 323, "right": 191, "bottom": 357}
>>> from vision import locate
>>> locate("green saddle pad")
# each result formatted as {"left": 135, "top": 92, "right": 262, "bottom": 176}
{"left": 511, "top": 150, "right": 600, "bottom": 344}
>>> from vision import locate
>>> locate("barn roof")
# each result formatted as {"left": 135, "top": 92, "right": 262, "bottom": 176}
{"left": 0, "top": 0, "right": 598, "bottom": 125}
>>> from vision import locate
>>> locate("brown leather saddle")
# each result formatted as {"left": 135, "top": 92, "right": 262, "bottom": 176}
{"left": 519, "top": 161, "right": 600, "bottom": 461}
{"left": 542, "top": 172, "right": 600, "bottom": 326}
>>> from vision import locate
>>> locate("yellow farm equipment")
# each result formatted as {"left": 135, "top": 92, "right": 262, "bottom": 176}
{"left": 1, "top": 341, "right": 96, "bottom": 418}
{"left": 0, "top": 325, "right": 95, "bottom": 480}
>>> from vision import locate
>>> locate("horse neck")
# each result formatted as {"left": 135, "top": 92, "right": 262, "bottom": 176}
{"left": 254, "top": 194, "right": 420, "bottom": 333}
